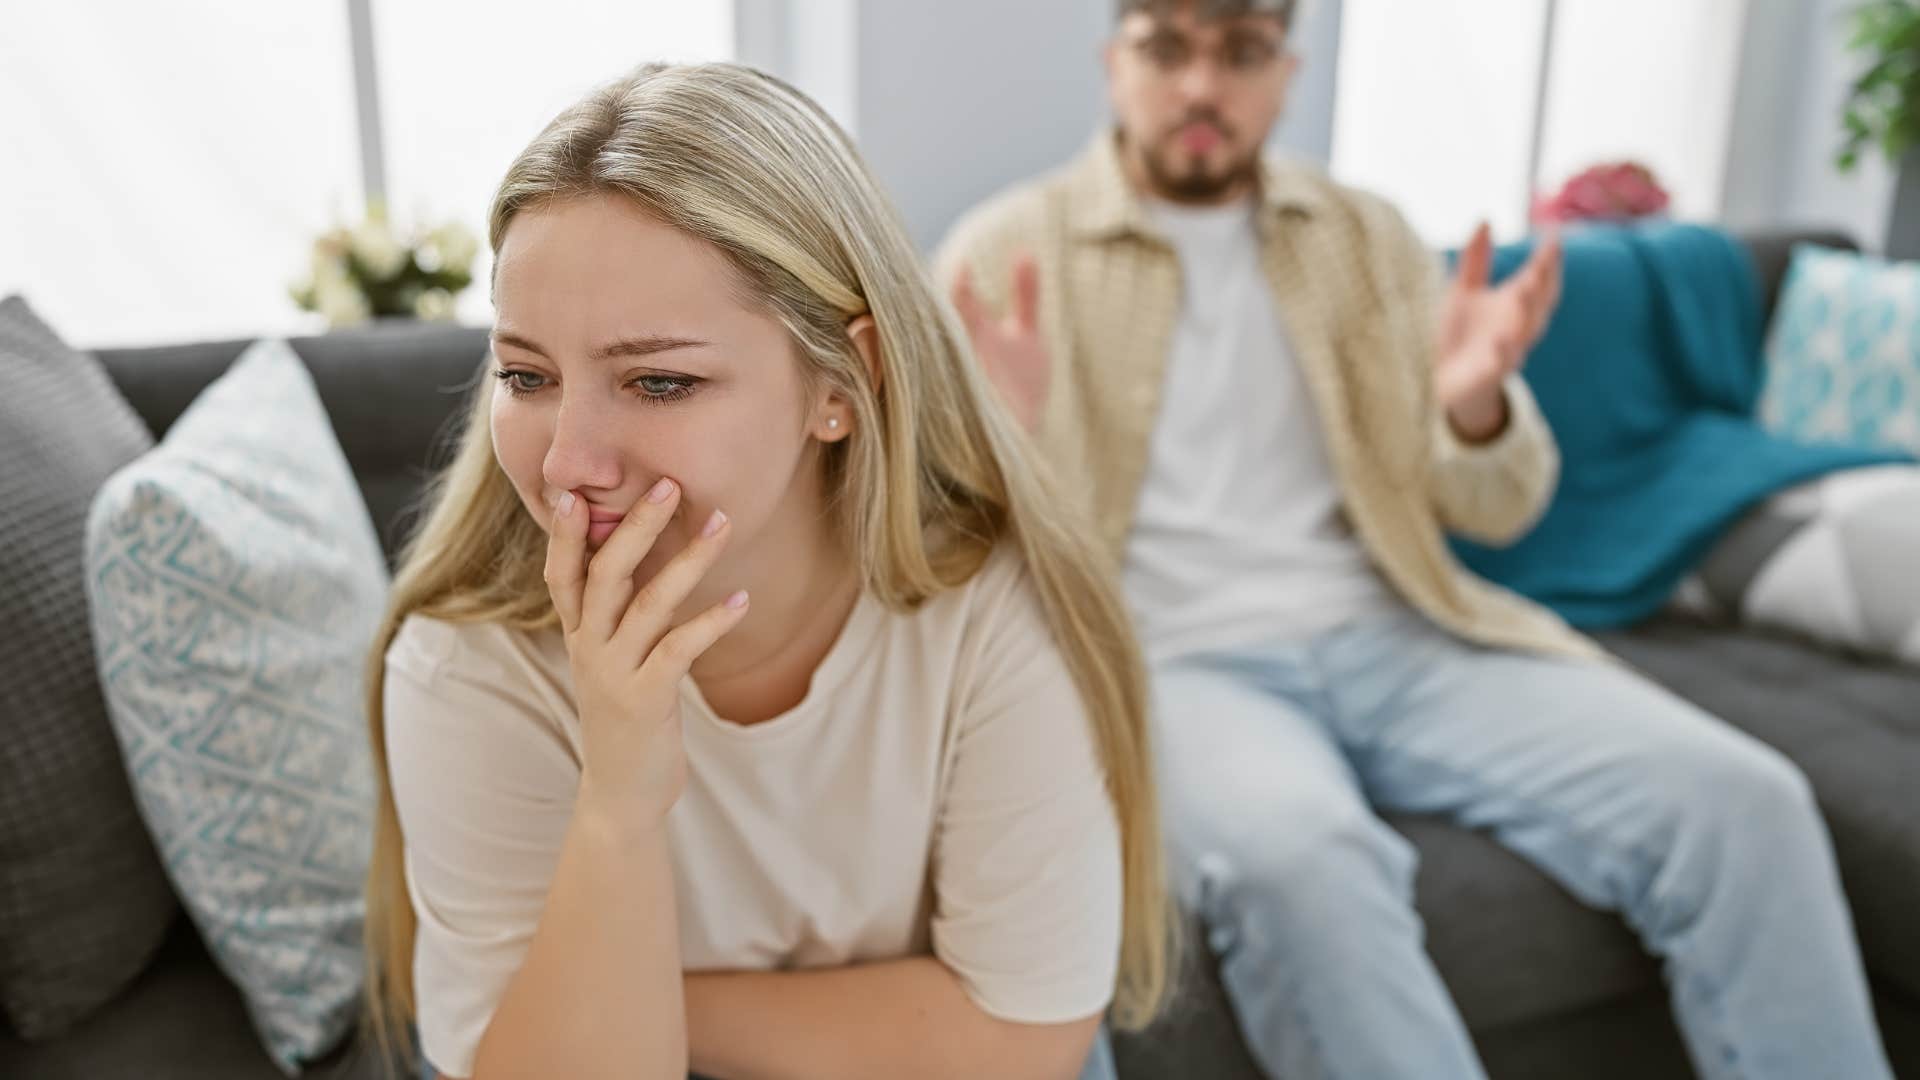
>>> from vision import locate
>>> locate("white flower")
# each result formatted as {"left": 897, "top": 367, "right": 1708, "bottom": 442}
{"left": 310, "top": 248, "right": 351, "bottom": 288}
{"left": 413, "top": 287, "right": 456, "bottom": 321}
{"left": 315, "top": 275, "right": 371, "bottom": 327}
{"left": 427, "top": 222, "right": 479, "bottom": 273}
{"left": 349, "top": 216, "right": 408, "bottom": 281}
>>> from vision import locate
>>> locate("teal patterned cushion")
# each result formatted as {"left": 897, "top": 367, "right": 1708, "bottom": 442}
{"left": 1759, "top": 244, "right": 1920, "bottom": 454}
{"left": 83, "top": 339, "right": 387, "bottom": 1072}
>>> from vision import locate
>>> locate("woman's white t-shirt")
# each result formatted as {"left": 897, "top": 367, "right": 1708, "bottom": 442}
{"left": 382, "top": 549, "right": 1121, "bottom": 1078}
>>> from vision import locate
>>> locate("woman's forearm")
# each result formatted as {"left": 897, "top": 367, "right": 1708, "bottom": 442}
{"left": 469, "top": 804, "right": 684, "bottom": 1080}
{"left": 684, "top": 956, "right": 1098, "bottom": 1080}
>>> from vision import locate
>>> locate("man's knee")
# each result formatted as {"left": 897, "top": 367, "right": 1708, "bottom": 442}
{"left": 1699, "top": 736, "right": 1820, "bottom": 846}
{"left": 1628, "top": 723, "right": 1827, "bottom": 934}
{"left": 1656, "top": 726, "right": 1819, "bottom": 844}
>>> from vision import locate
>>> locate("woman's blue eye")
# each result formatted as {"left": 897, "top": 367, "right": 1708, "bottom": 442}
{"left": 633, "top": 375, "right": 698, "bottom": 402}
{"left": 493, "top": 368, "right": 697, "bottom": 404}
{"left": 493, "top": 369, "right": 547, "bottom": 395}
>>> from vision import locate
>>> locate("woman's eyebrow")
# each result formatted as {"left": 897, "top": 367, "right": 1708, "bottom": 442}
{"left": 491, "top": 330, "right": 713, "bottom": 361}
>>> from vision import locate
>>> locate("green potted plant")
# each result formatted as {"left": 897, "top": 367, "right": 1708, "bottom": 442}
{"left": 1838, "top": 0, "right": 1920, "bottom": 255}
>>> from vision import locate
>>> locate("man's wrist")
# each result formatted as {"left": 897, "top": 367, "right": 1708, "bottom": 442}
{"left": 1447, "top": 386, "right": 1511, "bottom": 445}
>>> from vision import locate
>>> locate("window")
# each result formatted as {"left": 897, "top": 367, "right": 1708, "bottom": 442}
{"left": 0, "top": 1, "right": 734, "bottom": 348}
{"left": 373, "top": 1, "right": 734, "bottom": 324}
{"left": 1534, "top": 0, "right": 1748, "bottom": 224}
{"left": 1331, "top": 0, "right": 1549, "bottom": 245}
{"left": 1331, "top": 0, "right": 1750, "bottom": 245}
{"left": 0, "top": 2, "right": 363, "bottom": 347}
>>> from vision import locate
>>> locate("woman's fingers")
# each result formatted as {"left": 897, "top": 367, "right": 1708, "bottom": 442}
{"left": 639, "top": 590, "right": 752, "bottom": 691}
{"left": 580, "top": 477, "right": 682, "bottom": 641}
{"left": 543, "top": 490, "right": 587, "bottom": 634}
{"left": 610, "top": 507, "right": 734, "bottom": 660}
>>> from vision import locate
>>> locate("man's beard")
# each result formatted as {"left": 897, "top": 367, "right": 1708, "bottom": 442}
{"left": 1143, "top": 146, "right": 1259, "bottom": 202}
{"left": 1135, "top": 112, "right": 1259, "bottom": 203}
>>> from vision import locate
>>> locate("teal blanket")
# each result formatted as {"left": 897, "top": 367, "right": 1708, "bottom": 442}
{"left": 1449, "top": 224, "right": 1908, "bottom": 628}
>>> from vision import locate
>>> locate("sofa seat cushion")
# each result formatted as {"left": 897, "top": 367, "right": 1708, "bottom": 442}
{"left": 0, "top": 918, "right": 399, "bottom": 1080}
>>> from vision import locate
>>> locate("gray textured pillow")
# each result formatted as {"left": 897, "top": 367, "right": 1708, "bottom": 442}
{"left": 0, "top": 295, "right": 178, "bottom": 1037}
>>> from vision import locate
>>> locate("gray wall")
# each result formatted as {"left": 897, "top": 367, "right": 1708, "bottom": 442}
{"left": 760, "top": 0, "right": 1345, "bottom": 253}
{"left": 1721, "top": 0, "right": 1896, "bottom": 248}
{"left": 854, "top": 0, "right": 1112, "bottom": 253}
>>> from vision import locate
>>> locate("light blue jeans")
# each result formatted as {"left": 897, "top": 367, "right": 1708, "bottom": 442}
{"left": 1154, "top": 610, "right": 1892, "bottom": 1080}
{"left": 1079, "top": 1028, "right": 1117, "bottom": 1080}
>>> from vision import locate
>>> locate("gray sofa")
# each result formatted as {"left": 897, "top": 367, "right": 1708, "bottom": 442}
{"left": 1, "top": 232, "right": 1914, "bottom": 1079}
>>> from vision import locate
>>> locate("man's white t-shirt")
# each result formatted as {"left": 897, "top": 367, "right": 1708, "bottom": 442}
{"left": 384, "top": 549, "right": 1120, "bottom": 1078}
{"left": 1122, "top": 198, "right": 1399, "bottom": 663}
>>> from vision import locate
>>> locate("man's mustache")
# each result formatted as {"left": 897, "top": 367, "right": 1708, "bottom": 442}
{"left": 1165, "top": 110, "right": 1234, "bottom": 143}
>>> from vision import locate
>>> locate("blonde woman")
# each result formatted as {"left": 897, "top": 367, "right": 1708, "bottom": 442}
{"left": 361, "top": 63, "right": 1169, "bottom": 1080}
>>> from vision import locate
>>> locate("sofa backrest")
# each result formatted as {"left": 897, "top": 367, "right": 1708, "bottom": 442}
{"left": 94, "top": 323, "right": 489, "bottom": 566}
{"left": 85, "top": 229, "right": 1862, "bottom": 569}
{"left": 1740, "top": 228, "right": 1856, "bottom": 319}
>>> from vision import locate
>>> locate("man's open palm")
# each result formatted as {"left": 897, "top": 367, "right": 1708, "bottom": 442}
{"left": 951, "top": 253, "right": 1050, "bottom": 434}
{"left": 1435, "top": 223, "right": 1562, "bottom": 439}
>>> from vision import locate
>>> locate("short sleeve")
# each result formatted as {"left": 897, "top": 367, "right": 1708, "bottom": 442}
{"left": 929, "top": 559, "right": 1123, "bottom": 1025}
{"left": 382, "top": 616, "right": 581, "bottom": 1079}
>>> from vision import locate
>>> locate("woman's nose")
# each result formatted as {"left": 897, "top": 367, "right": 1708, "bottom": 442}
{"left": 540, "top": 396, "right": 624, "bottom": 496}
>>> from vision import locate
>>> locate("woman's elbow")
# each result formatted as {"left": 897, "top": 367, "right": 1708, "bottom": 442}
{"left": 983, "top": 1011, "right": 1103, "bottom": 1080}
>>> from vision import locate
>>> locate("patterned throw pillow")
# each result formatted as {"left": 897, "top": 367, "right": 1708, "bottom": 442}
{"left": 84, "top": 338, "right": 387, "bottom": 1071}
{"left": 1758, "top": 244, "right": 1920, "bottom": 454}
{"left": 0, "top": 295, "right": 177, "bottom": 1038}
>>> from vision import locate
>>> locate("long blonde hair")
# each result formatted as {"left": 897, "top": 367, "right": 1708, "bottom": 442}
{"left": 362, "top": 62, "right": 1172, "bottom": 1052}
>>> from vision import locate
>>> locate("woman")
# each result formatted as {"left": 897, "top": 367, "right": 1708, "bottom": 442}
{"left": 362, "top": 62, "right": 1171, "bottom": 1080}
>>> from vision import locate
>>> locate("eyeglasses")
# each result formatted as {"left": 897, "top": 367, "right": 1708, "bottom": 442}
{"left": 1127, "top": 29, "right": 1286, "bottom": 78}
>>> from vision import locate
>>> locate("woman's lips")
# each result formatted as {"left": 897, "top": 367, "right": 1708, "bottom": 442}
{"left": 586, "top": 507, "right": 624, "bottom": 544}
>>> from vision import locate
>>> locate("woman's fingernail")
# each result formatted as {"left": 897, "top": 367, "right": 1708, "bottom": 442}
{"left": 701, "top": 509, "right": 728, "bottom": 539}
{"left": 646, "top": 477, "right": 675, "bottom": 504}
{"left": 555, "top": 491, "right": 575, "bottom": 517}
{"left": 725, "top": 590, "right": 749, "bottom": 610}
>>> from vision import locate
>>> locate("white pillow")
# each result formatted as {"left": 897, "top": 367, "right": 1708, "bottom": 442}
{"left": 1677, "top": 464, "right": 1920, "bottom": 665}
{"left": 84, "top": 338, "right": 387, "bottom": 1072}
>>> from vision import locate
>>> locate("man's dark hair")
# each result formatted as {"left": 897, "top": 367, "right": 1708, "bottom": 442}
{"left": 1116, "top": 0, "right": 1297, "bottom": 27}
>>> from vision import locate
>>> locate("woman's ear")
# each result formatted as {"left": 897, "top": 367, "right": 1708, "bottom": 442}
{"left": 811, "top": 400, "right": 852, "bottom": 444}
{"left": 847, "top": 314, "right": 882, "bottom": 387}
{"left": 810, "top": 315, "right": 882, "bottom": 445}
